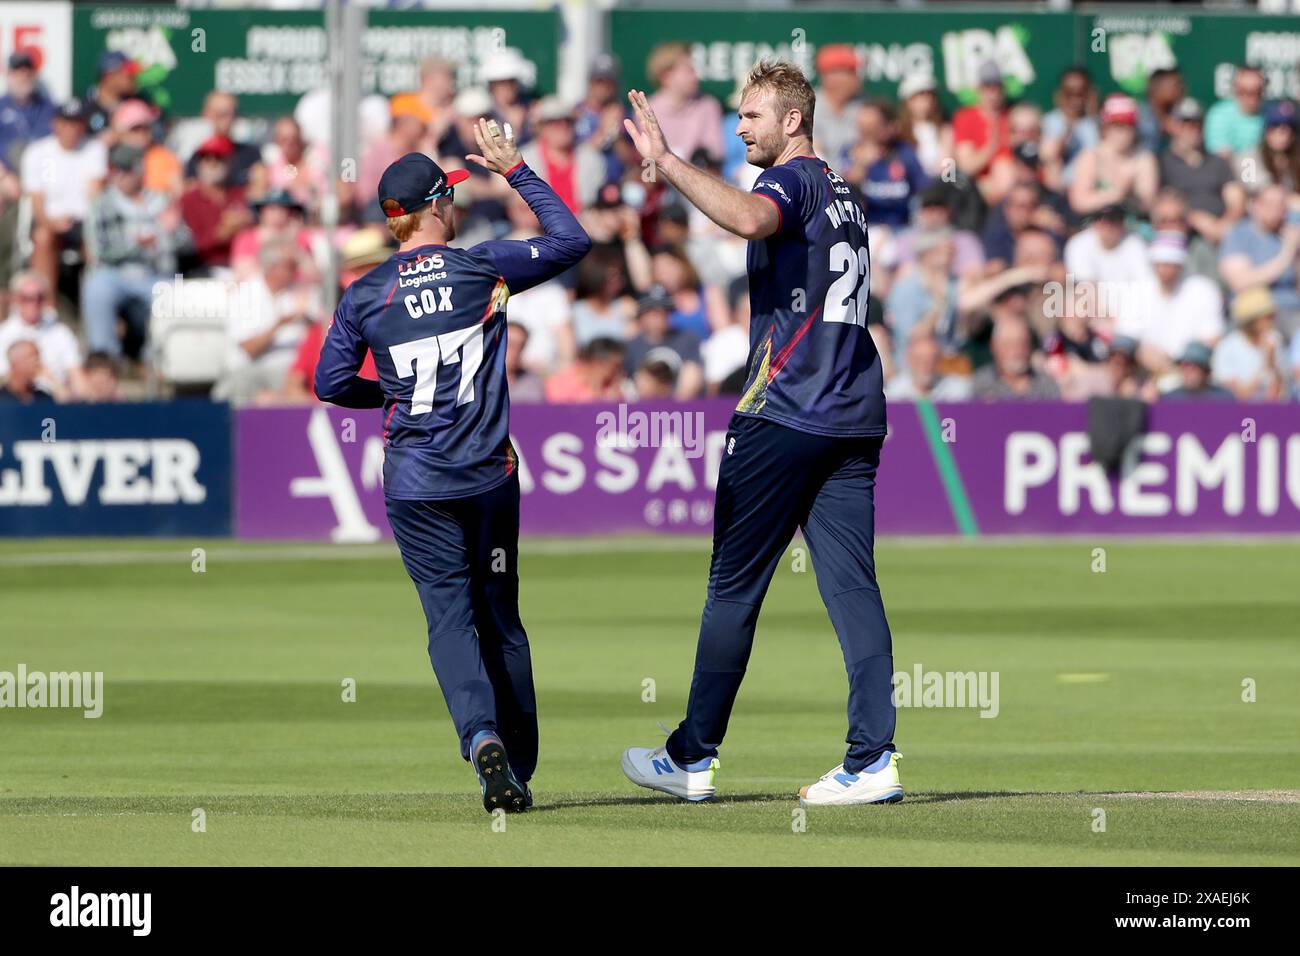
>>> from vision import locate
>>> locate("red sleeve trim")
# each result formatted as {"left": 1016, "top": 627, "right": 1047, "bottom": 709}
{"left": 503, "top": 160, "right": 526, "bottom": 177}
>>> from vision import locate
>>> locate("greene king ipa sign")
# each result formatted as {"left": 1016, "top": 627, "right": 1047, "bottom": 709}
{"left": 1081, "top": 11, "right": 1300, "bottom": 107}
{"left": 72, "top": 5, "right": 559, "bottom": 117}
{"left": 609, "top": 7, "right": 1074, "bottom": 111}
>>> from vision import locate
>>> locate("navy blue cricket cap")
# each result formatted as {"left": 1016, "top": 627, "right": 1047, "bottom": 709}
{"left": 377, "top": 152, "right": 470, "bottom": 219}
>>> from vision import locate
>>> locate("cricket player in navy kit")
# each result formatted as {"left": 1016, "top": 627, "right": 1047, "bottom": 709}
{"left": 620, "top": 61, "right": 902, "bottom": 806}
{"left": 314, "top": 120, "right": 591, "bottom": 813}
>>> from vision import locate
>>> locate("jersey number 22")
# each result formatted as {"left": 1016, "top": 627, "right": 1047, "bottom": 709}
{"left": 823, "top": 241, "right": 870, "bottom": 328}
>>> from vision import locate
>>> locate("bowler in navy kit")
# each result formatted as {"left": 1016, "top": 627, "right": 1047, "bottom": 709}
{"left": 315, "top": 122, "right": 591, "bottom": 812}
{"left": 620, "top": 62, "right": 903, "bottom": 806}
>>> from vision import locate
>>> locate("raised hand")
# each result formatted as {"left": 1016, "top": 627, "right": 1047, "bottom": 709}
{"left": 466, "top": 117, "right": 522, "bottom": 176}
{"left": 623, "top": 89, "right": 672, "bottom": 165}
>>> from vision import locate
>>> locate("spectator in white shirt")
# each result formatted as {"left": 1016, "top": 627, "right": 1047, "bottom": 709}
{"left": 0, "top": 270, "right": 82, "bottom": 394}
{"left": 20, "top": 97, "right": 107, "bottom": 292}
{"left": 1064, "top": 204, "right": 1150, "bottom": 284}
{"left": 213, "top": 239, "right": 315, "bottom": 404}
{"left": 1116, "top": 231, "right": 1224, "bottom": 383}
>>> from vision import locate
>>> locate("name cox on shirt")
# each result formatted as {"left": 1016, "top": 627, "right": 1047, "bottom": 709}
{"left": 396, "top": 254, "right": 456, "bottom": 319}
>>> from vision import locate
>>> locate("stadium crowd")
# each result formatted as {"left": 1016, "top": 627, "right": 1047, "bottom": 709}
{"left": 2, "top": 41, "right": 1300, "bottom": 406}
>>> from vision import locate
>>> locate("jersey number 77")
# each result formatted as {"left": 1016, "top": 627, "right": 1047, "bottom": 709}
{"left": 389, "top": 323, "right": 484, "bottom": 414}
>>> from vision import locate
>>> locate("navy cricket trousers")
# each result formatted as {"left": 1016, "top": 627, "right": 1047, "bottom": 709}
{"left": 385, "top": 474, "right": 538, "bottom": 781}
{"left": 666, "top": 414, "right": 896, "bottom": 775}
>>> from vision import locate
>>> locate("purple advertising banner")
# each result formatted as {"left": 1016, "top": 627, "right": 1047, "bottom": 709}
{"left": 234, "top": 401, "right": 1300, "bottom": 540}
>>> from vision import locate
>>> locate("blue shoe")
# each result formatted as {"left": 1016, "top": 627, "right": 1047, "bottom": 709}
{"left": 471, "top": 733, "right": 528, "bottom": 814}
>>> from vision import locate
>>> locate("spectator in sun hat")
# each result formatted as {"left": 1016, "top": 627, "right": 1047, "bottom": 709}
{"left": 0, "top": 48, "right": 55, "bottom": 171}
{"left": 1213, "top": 287, "right": 1288, "bottom": 400}
{"left": 1158, "top": 97, "right": 1245, "bottom": 244}
{"left": 111, "top": 97, "right": 181, "bottom": 196}
{"left": 897, "top": 71, "right": 950, "bottom": 177}
{"left": 20, "top": 96, "right": 107, "bottom": 291}
{"left": 813, "top": 44, "right": 862, "bottom": 169}
{"left": 645, "top": 41, "right": 724, "bottom": 166}
{"left": 1069, "top": 93, "right": 1158, "bottom": 217}
{"left": 439, "top": 85, "right": 494, "bottom": 165}
{"left": 178, "top": 134, "right": 251, "bottom": 271}
{"left": 1115, "top": 231, "right": 1224, "bottom": 379}
{"left": 1205, "top": 65, "right": 1266, "bottom": 161}
{"left": 1162, "top": 342, "right": 1233, "bottom": 401}
{"left": 481, "top": 48, "right": 532, "bottom": 146}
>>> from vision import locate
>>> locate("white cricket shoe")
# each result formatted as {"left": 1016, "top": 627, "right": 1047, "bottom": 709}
{"left": 621, "top": 744, "right": 719, "bottom": 802}
{"left": 799, "top": 751, "right": 903, "bottom": 806}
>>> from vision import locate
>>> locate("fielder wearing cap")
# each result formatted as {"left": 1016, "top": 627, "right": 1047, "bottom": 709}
{"left": 315, "top": 122, "right": 590, "bottom": 815}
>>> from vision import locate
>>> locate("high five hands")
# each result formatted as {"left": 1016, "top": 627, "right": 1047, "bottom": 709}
{"left": 467, "top": 117, "right": 522, "bottom": 176}
{"left": 623, "top": 90, "right": 672, "bottom": 165}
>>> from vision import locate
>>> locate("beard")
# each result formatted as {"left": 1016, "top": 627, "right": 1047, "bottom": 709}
{"left": 746, "top": 127, "right": 786, "bottom": 168}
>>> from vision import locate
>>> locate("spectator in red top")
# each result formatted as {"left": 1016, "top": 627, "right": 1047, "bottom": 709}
{"left": 953, "top": 60, "right": 1012, "bottom": 203}
{"left": 278, "top": 228, "right": 388, "bottom": 403}
{"left": 544, "top": 337, "right": 628, "bottom": 402}
{"left": 179, "top": 135, "right": 251, "bottom": 272}
{"left": 521, "top": 97, "right": 604, "bottom": 214}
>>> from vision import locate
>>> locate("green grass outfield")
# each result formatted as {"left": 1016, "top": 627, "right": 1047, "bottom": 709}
{"left": 2, "top": 536, "right": 1298, "bottom": 866}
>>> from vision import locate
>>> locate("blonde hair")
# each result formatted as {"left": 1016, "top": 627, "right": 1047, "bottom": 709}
{"left": 386, "top": 207, "right": 427, "bottom": 243}
{"left": 647, "top": 41, "right": 691, "bottom": 85}
{"left": 740, "top": 59, "right": 815, "bottom": 138}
